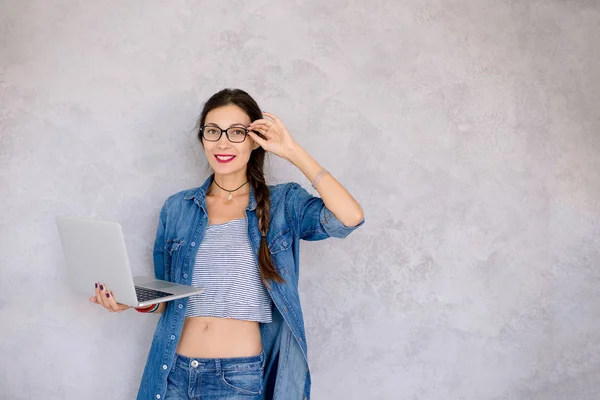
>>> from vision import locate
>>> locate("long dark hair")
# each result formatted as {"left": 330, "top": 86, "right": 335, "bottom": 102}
{"left": 197, "top": 88, "right": 285, "bottom": 286}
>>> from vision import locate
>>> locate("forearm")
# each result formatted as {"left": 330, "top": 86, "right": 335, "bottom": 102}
{"left": 286, "top": 144, "right": 364, "bottom": 227}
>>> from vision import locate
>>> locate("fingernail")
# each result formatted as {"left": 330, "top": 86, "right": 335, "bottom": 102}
{"left": 106, "top": 293, "right": 110, "bottom": 298}
{"left": 95, "top": 283, "right": 98, "bottom": 288}
{"left": 99, "top": 284, "right": 104, "bottom": 290}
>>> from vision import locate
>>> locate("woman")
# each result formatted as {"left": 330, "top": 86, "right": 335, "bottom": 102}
{"left": 90, "top": 88, "right": 365, "bottom": 400}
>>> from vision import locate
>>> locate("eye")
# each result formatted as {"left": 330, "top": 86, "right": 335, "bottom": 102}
{"left": 230, "top": 128, "right": 246, "bottom": 136}
{"left": 205, "top": 127, "right": 220, "bottom": 135}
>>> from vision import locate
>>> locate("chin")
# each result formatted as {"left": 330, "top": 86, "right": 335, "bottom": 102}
{"left": 211, "top": 163, "right": 243, "bottom": 174}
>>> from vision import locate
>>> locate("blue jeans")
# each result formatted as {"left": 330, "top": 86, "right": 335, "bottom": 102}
{"left": 165, "top": 350, "right": 265, "bottom": 400}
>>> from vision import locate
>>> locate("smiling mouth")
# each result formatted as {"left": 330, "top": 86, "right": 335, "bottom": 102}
{"left": 215, "top": 155, "right": 236, "bottom": 163}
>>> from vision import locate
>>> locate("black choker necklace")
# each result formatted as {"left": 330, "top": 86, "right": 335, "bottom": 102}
{"left": 212, "top": 178, "right": 248, "bottom": 201}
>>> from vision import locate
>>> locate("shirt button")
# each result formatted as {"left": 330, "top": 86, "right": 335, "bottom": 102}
{"left": 191, "top": 242, "right": 196, "bottom": 247}
{"left": 282, "top": 240, "right": 287, "bottom": 246}
{"left": 156, "top": 395, "right": 161, "bottom": 399}
{"left": 162, "top": 365, "right": 167, "bottom": 370}
{"left": 178, "top": 304, "right": 183, "bottom": 309}
{"left": 183, "top": 273, "right": 188, "bottom": 279}
{"left": 170, "top": 335, "right": 176, "bottom": 340}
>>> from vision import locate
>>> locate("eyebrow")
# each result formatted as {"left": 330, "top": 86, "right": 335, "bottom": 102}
{"left": 204, "top": 122, "right": 248, "bottom": 128}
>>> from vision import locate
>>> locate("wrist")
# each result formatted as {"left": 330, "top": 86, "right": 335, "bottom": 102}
{"left": 284, "top": 142, "right": 304, "bottom": 165}
{"left": 135, "top": 303, "right": 159, "bottom": 313}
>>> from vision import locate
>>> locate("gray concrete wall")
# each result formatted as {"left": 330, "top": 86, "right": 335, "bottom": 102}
{"left": 1, "top": 0, "right": 599, "bottom": 399}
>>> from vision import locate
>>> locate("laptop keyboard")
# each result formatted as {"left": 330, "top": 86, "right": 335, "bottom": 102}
{"left": 135, "top": 286, "right": 174, "bottom": 303}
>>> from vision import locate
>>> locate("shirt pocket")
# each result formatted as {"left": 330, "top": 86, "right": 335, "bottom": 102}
{"left": 268, "top": 228, "right": 293, "bottom": 275}
{"left": 165, "top": 238, "right": 185, "bottom": 282}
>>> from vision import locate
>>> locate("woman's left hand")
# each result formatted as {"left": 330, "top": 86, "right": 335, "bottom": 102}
{"left": 247, "top": 112, "right": 298, "bottom": 161}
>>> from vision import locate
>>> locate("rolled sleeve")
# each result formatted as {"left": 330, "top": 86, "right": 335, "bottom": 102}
{"left": 287, "top": 182, "right": 364, "bottom": 241}
{"left": 320, "top": 205, "right": 365, "bottom": 239}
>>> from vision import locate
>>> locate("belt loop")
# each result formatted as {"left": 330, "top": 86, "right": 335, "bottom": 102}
{"left": 215, "top": 358, "right": 221, "bottom": 373}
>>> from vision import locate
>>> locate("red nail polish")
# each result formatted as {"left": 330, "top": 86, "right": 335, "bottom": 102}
{"left": 106, "top": 293, "right": 110, "bottom": 298}
{"left": 99, "top": 285, "right": 104, "bottom": 290}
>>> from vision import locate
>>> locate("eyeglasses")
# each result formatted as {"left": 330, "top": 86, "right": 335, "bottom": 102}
{"left": 200, "top": 124, "right": 249, "bottom": 143}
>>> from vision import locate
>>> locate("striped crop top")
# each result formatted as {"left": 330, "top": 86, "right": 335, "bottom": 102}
{"left": 184, "top": 217, "right": 273, "bottom": 323}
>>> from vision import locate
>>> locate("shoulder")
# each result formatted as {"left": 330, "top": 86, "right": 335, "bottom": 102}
{"left": 268, "top": 181, "right": 311, "bottom": 195}
{"left": 160, "top": 186, "right": 201, "bottom": 211}
{"left": 267, "top": 181, "right": 309, "bottom": 205}
{"left": 267, "top": 181, "right": 297, "bottom": 195}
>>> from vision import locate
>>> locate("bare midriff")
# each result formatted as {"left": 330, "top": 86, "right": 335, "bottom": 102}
{"left": 176, "top": 316, "right": 263, "bottom": 358}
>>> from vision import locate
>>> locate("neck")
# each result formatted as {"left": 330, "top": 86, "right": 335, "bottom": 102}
{"left": 210, "top": 170, "right": 250, "bottom": 197}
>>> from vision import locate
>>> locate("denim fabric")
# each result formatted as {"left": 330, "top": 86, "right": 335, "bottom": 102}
{"left": 165, "top": 350, "right": 265, "bottom": 400}
{"left": 136, "top": 173, "right": 365, "bottom": 400}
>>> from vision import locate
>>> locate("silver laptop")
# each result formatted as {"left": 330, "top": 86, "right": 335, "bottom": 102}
{"left": 56, "top": 215, "right": 204, "bottom": 308}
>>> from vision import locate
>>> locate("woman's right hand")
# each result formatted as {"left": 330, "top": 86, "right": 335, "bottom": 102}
{"left": 89, "top": 282, "right": 131, "bottom": 312}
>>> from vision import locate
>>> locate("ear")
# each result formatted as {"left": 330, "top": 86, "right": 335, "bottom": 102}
{"left": 252, "top": 141, "right": 260, "bottom": 150}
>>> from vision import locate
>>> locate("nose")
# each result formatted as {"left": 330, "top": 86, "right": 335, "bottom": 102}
{"left": 215, "top": 132, "right": 232, "bottom": 149}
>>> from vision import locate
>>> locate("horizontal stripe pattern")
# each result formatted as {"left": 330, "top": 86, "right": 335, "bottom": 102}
{"left": 185, "top": 217, "right": 272, "bottom": 323}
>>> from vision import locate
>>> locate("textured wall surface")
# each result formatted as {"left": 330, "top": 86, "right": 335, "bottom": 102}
{"left": 1, "top": 0, "right": 599, "bottom": 399}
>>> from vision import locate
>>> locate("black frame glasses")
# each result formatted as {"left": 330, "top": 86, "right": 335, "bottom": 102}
{"left": 200, "top": 124, "right": 249, "bottom": 143}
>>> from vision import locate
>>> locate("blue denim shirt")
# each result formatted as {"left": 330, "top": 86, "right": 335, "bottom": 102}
{"left": 136, "top": 174, "right": 364, "bottom": 400}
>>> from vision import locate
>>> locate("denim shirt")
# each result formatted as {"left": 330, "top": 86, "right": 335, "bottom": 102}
{"left": 136, "top": 174, "right": 365, "bottom": 400}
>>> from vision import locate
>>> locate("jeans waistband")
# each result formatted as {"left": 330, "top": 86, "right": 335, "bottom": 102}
{"left": 174, "top": 349, "right": 265, "bottom": 372}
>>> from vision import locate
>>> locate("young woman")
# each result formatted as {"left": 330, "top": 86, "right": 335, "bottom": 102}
{"left": 90, "top": 88, "right": 365, "bottom": 400}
